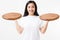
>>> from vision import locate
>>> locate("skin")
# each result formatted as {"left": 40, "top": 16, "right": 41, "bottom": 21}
{"left": 27, "top": 3, "right": 35, "bottom": 16}
{"left": 39, "top": 21, "right": 49, "bottom": 33}
{"left": 15, "top": 20, "right": 24, "bottom": 34}
{"left": 15, "top": 3, "right": 49, "bottom": 34}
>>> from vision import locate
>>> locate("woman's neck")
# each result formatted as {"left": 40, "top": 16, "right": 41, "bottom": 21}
{"left": 28, "top": 14, "right": 35, "bottom": 16}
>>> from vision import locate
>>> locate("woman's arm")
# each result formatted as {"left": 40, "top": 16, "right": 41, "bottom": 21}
{"left": 39, "top": 21, "right": 49, "bottom": 34}
{"left": 15, "top": 20, "right": 24, "bottom": 34}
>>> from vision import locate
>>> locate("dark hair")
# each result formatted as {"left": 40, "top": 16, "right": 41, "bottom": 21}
{"left": 23, "top": 1, "right": 39, "bottom": 16}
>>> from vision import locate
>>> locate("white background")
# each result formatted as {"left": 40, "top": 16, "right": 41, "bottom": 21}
{"left": 0, "top": 0, "right": 60, "bottom": 40}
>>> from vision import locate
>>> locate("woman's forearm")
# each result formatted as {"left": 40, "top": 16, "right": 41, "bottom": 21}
{"left": 40, "top": 21, "right": 49, "bottom": 33}
{"left": 15, "top": 21, "right": 24, "bottom": 34}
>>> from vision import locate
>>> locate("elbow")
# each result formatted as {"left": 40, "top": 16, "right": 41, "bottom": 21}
{"left": 40, "top": 29, "right": 46, "bottom": 34}
{"left": 16, "top": 28, "right": 24, "bottom": 34}
{"left": 19, "top": 31, "right": 23, "bottom": 34}
{"left": 41, "top": 31, "right": 46, "bottom": 34}
{"left": 19, "top": 29, "right": 24, "bottom": 34}
{"left": 17, "top": 29, "right": 24, "bottom": 34}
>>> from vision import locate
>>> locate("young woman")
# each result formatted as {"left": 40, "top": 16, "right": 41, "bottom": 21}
{"left": 15, "top": 1, "right": 49, "bottom": 40}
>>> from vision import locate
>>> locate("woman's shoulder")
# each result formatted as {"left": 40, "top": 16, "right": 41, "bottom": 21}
{"left": 36, "top": 16, "right": 44, "bottom": 22}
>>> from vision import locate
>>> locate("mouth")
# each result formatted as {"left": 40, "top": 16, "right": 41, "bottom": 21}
{"left": 29, "top": 10, "right": 34, "bottom": 12}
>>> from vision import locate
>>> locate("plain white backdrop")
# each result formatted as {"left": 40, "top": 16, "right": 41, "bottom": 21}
{"left": 0, "top": 0, "right": 60, "bottom": 40}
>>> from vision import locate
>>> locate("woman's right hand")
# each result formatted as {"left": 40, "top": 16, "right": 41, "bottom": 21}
{"left": 15, "top": 20, "right": 18, "bottom": 24}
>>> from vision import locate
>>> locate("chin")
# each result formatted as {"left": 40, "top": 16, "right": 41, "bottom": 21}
{"left": 29, "top": 12, "right": 34, "bottom": 14}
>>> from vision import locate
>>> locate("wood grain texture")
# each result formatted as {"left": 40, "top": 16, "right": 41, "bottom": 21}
{"left": 40, "top": 13, "right": 59, "bottom": 21}
{"left": 2, "top": 12, "right": 22, "bottom": 20}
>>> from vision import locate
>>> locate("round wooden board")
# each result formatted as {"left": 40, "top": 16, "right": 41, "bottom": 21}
{"left": 40, "top": 13, "right": 59, "bottom": 21}
{"left": 2, "top": 12, "right": 22, "bottom": 20}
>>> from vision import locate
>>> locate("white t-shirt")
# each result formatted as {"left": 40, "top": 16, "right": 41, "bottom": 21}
{"left": 17, "top": 16, "right": 46, "bottom": 40}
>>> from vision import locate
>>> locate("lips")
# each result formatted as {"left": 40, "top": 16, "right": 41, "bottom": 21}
{"left": 29, "top": 10, "right": 34, "bottom": 12}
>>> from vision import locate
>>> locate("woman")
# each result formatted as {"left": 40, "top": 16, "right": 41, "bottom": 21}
{"left": 15, "top": 1, "right": 49, "bottom": 40}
